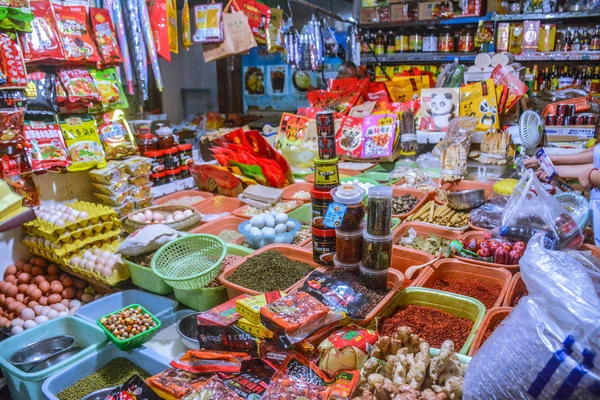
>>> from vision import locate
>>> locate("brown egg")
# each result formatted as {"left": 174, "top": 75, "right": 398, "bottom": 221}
{"left": 6, "top": 301, "right": 19, "bottom": 312}
{"left": 26, "top": 285, "right": 36, "bottom": 297}
{"left": 28, "top": 300, "right": 39, "bottom": 308}
{"left": 18, "top": 284, "right": 28, "bottom": 294}
{"left": 5, "top": 284, "right": 18, "bottom": 298}
{"left": 39, "top": 296, "right": 48, "bottom": 306}
{"left": 47, "top": 275, "right": 59, "bottom": 282}
{"left": 48, "top": 294, "right": 62, "bottom": 304}
{"left": 15, "top": 263, "right": 24, "bottom": 272}
{"left": 5, "top": 275, "right": 16, "bottom": 285}
{"left": 39, "top": 281, "right": 50, "bottom": 294}
{"left": 15, "top": 260, "right": 25, "bottom": 269}
{"left": 22, "top": 264, "right": 32, "bottom": 274}
{"left": 18, "top": 273, "right": 31, "bottom": 284}
{"left": 47, "top": 264, "right": 59, "bottom": 275}
{"left": 33, "top": 275, "right": 46, "bottom": 285}
{"left": 15, "top": 303, "right": 26, "bottom": 315}
{"left": 0, "top": 317, "right": 8, "bottom": 327}
{"left": 29, "top": 289, "right": 42, "bottom": 302}
{"left": 0, "top": 294, "right": 5, "bottom": 306}
{"left": 61, "top": 287, "right": 76, "bottom": 299}
{"left": 31, "top": 266, "right": 44, "bottom": 277}
{"left": 5, "top": 265, "right": 16, "bottom": 277}
{"left": 34, "top": 258, "right": 47, "bottom": 268}
{"left": 76, "top": 289, "right": 84, "bottom": 300}
{"left": 62, "top": 277, "right": 74, "bottom": 288}
{"left": 50, "top": 281, "right": 63, "bottom": 294}
{"left": 59, "top": 273, "right": 68, "bottom": 282}
{"left": 74, "top": 279, "right": 87, "bottom": 290}
{"left": 15, "top": 294, "right": 24, "bottom": 303}
{"left": 0, "top": 281, "right": 6, "bottom": 294}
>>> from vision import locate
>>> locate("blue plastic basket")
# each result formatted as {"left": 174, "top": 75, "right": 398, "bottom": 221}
{"left": 554, "top": 192, "right": 590, "bottom": 230}
{"left": 75, "top": 289, "right": 178, "bottom": 325}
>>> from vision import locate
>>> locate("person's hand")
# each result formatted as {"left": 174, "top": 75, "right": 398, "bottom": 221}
{"left": 535, "top": 168, "right": 548, "bottom": 182}
{"left": 524, "top": 156, "right": 540, "bottom": 169}
{"left": 579, "top": 168, "right": 593, "bottom": 189}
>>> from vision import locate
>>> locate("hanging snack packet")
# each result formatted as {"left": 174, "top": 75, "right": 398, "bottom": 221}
{"left": 149, "top": 0, "right": 170, "bottom": 61}
{"left": 20, "top": 0, "right": 64, "bottom": 63}
{"left": 96, "top": 110, "right": 137, "bottom": 160}
{"left": 89, "top": 67, "right": 128, "bottom": 111}
{"left": 266, "top": 7, "right": 284, "bottom": 53}
{"left": 170, "top": 350, "right": 251, "bottom": 374}
{"left": 491, "top": 64, "right": 527, "bottom": 112}
{"left": 167, "top": 0, "right": 178, "bottom": 53}
{"left": 24, "top": 117, "right": 70, "bottom": 171}
{"left": 275, "top": 113, "right": 309, "bottom": 150}
{"left": 0, "top": 32, "right": 27, "bottom": 89}
{"left": 231, "top": 0, "right": 270, "bottom": 44}
{"left": 459, "top": 79, "right": 500, "bottom": 131}
{"left": 384, "top": 76, "right": 423, "bottom": 103}
{"left": 59, "top": 113, "right": 107, "bottom": 171}
{"left": 147, "top": 368, "right": 208, "bottom": 399}
{"left": 0, "top": 90, "right": 26, "bottom": 108}
{"left": 182, "top": 0, "right": 192, "bottom": 50}
{"left": 55, "top": 74, "right": 66, "bottom": 104}
{"left": 361, "top": 114, "right": 396, "bottom": 158}
{"left": 58, "top": 67, "right": 101, "bottom": 107}
{"left": 53, "top": 4, "right": 100, "bottom": 63}
{"left": 192, "top": 2, "right": 223, "bottom": 43}
{"left": 0, "top": 109, "right": 25, "bottom": 150}
{"left": 417, "top": 88, "right": 459, "bottom": 132}
{"left": 336, "top": 115, "right": 363, "bottom": 158}
{"left": 24, "top": 70, "right": 58, "bottom": 116}
{"left": 90, "top": 8, "right": 122, "bottom": 67}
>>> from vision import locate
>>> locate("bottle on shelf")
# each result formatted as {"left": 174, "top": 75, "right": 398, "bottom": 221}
{"left": 386, "top": 31, "right": 395, "bottom": 54}
{"left": 585, "top": 67, "right": 594, "bottom": 92}
{"left": 572, "top": 30, "right": 581, "bottom": 51}
{"left": 592, "top": 67, "right": 600, "bottom": 93}
{"left": 562, "top": 29, "right": 572, "bottom": 52}
{"left": 532, "top": 65, "right": 539, "bottom": 93}
{"left": 374, "top": 30, "right": 385, "bottom": 55}
{"left": 591, "top": 25, "right": 600, "bottom": 51}
{"left": 550, "top": 66, "right": 559, "bottom": 91}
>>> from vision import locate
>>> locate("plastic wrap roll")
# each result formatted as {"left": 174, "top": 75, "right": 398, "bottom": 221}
{"left": 105, "top": 0, "right": 134, "bottom": 94}
{"left": 124, "top": 0, "right": 148, "bottom": 100}
{"left": 138, "top": 0, "right": 163, "bottom": 92}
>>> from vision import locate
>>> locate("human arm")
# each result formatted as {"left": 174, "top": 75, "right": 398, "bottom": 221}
{"left": 524, "top": 147, "right": 595, "bottom": 168}
{"left": 579, "top": 167, "right": 600, "bottom": 189}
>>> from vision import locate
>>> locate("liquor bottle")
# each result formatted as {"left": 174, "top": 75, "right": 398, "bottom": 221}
{"left": 581, "top": 30, "right": 590, "bottom": 51}
{"left": 591, "top": 25, "right": 600, "bottom": 51}
{"left": 386, "top": 31, "right": 395, "bottom": 54}
{"left": 540, "top": 67, "right": 549, "bottom": 91}
{"left": 374, "top": 30, "right": 385, "bottom": 55}
{"left": 550, "top": 66, "right": 559, "bottom": 90}
{"left": 585, "top": 67, "right": 594, "bottom": 91}
{"left": 532, "top": 64, "right": 539, "bottom": 92}
{"left": 572, "top": 30, "right": 581, "bottom": 51}
{"left": 592, "top": 66, "right": 600, "bottom": 93}
{"left": 562, "top": 30, "right": 572, "bottom": 52}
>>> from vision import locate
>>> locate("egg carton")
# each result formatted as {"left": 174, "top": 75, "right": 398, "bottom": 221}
{"left": 24, "top": 201, "right": 118, "bottom": 236}
{"left": 23, "top": 219, "right": 121, "bottom": 243}
{"left": 22, "top": 227, "right": 122, "bottom": 257}
{"left": 60, "top": 261, "right": 129, "bottom": 287}
{"left": 64, "top": 242, "right": 129, "bottom": 286}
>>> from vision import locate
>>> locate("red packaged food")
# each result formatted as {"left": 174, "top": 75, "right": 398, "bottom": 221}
{"left": 306, "top": 90, "right": 362, "bottom": 116}
{"left": 90, "top": 8, "right": 122, "bottom": 67}
{"left": 231, "top": 0, "right": 270, "bottom": 44}
{"left": 0, "top": 109, "right": 25, "bottom": 146}
{"left": 149, "top": 0, "right": 170, "bottom": 61}
{"left": 24, "top": 117, "right": 71, "bottom": 171}
{"left": 53, "top": 4, "right": 100, "bottom": 63}
{"left": 218, "top": 359, "right": 278, "bottom": 399}
{"left": 58, "top": 67, "right": 101, "bottom": 106}
{"left": 266, "top": 378, "right": 330, "bottom": 400}
{"left": 147, "top": 368, "right": 208, "bottom": 399}
{"left": 260, "top": 292, "right": 329, "bottom": 337}
{"left": 491, "top": 64, "right": 528, "bottom": 112}
{"left": 20, "top": 0, "right": 65, "bottom": 63}
{"left": 188, "top": 376, "right": 244, "bottom": 400}
{"left": 55, "top": 73, "right": 66, "bottom": 104}
{"left": 336, "top": 115, "right": 363, "bottom": 158}
{"left": 0, "top": 32, "right": 28, "bottom": 89}
{"left": 170, "top": 350, "right": 251, "bottom": 374}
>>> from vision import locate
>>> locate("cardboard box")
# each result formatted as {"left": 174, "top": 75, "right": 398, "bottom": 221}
{"left": 236, "top": 290, "right": 286, "bottom": 324}
{"left": 391, "top": 3, "right": 410, "bottom": 21}
{"left": 418, "top": 1, "right": 440, "bottom": 20}
{"left": 544, "top": 125, "right": 596, "bottom": 141}
{"left": 360, "top": 7, "right": 379, "bottom": 23}
{"left": 237, "top": 318, "right": 275, "bottom": 339}
{"left": 522, "top": 20, "right": 540, "bottom": 53}
{"left": 496, "top": 22, "right": 510, "bottom": 53}
{"left": 457, "top": 0, "right": 485, "bottom": 16}
{"left": 377, "top": 5, "right": 391, "bottom": 22}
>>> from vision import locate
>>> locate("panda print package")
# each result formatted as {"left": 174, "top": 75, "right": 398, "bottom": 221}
{"left": 417, "top": 88, "right": 459, "bottom": 132}
{"left": 459, "top": 79, "right": 500, "bottom": 131}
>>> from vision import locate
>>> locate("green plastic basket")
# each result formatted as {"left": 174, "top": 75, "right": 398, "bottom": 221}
{"left": 356, "top": 171, "right": 401, "bottom": 185}
{"left": 173, "top": 244, "right": 254, "bottom": 311}
{"left": 123, "top": 258, "right": 173, "bottom": 295}
{"left": 368, "top": 287, "right": 486, "bottom": 355}
{"left": 288, "top": 203, "right": 312, "bottom": 227}
{"left": 97, "top": 304, "right": 161, "bottom": 351}
{"left": 151, "top": 234, "right": 227, "bottom": 291}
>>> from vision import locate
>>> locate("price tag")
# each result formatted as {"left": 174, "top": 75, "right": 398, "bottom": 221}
{"left": 324, "top": 202, "right": 347, "bottom": 228}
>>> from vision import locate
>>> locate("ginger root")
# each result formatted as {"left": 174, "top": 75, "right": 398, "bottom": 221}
{"left": 406, "top": 341, "right": 430, "bottom": 390}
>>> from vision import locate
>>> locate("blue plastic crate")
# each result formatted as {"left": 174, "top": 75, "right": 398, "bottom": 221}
{"left": 0, "top": 317, "right": 107, "bottom": 400}
{"left": 75, "top": 289, "right": 178, "bottom": 324}
{"left": 140, "top": 308, "right": 197, "bottom": 364}
{"left": 42, "top": 344, "right": 171, "bottom": 400}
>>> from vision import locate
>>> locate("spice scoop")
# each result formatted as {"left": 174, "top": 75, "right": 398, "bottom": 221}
{"left": 405, "top": 256, "right": 441, "bottom": 280}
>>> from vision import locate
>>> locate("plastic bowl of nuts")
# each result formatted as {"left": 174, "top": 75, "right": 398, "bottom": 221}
{"left": 97, "top": 304, "right": 161, "bottom": 350}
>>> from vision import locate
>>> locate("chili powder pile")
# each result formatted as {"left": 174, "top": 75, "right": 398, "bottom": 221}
{"left": 482, "top": 317, "right": 506, "bottom": 343}
{"left": 432, "top": 277, "right": 502, "bottom": 309}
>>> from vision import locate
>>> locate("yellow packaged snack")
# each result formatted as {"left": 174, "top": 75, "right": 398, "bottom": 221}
{"left": 237, "top": 318, "right": 275, "bottom": 339}
{"left": 384, "top": 76, "right": 423, "bottom": 102}
{"left": 60, "top": 114, "right": 107, "bottom": 171}
{"left": 167, "top": 0, "right": 178, "bottom": 53}
{"left": 459, "top": 79, "right": 500, "bottom": 131}
{"left": 182, "top": 0, "right": 192, "bottom": 50}
{"left": 236, "top": 290, "right": 286, "bottom": 324}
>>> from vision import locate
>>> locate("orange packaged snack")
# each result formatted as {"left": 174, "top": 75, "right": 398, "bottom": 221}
{"left": 147, "top": 368, "right": 208, "bottom": 399}
{"left": 170, "top": 350, "right": 251, "bottom": 374}
{"left": 54, "top": 4, "right": 100, "bottom": 64}
{"left": 260, "top": 292, "right": 330, "bottom": 339}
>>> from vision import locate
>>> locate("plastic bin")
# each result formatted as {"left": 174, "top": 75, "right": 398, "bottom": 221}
{"left": 393, "top": 221, "right": 462, "bottom": 254}
{"left": 154, "top": 189, "right": 213, "bottom": 207}
{"left": 457, "top": 231, "right": 520, "bottom": 272}
{"left": 338, "top": 162, "right": 375, "bottom": 176}
{"left": 413, "top": 259, "right": 512, "bottom": 309}
{"left": 190, "top": 215, "right": 247, "bottom": 244}
{"left": 140, "top": 309, "right": 197, "bottom": 364}
{"left": 41, "top": 344, "right": 171, "bottom": 400}
{"left": 356, "top": 171, "right": 401, "bottom": 185}
{"left": 193, "top": 196, "right": 244, "bottom": 222}
{"left": 281, "top": 182, "right": 313, "bottom": 202}
{"left": 0, "top": 317, "right": 107, "bottom": 400}
{"left": 97, "top": 304, "right": 162, "bottom": 350}
{"left": 367, "top": 287, "right": 486, "bottom": 355}
{"left": 390, "top": 245, "right": 435, "bottom": 286}
{"left": 232, "top": 200, "right": 303, "bottom": 219}
{"left": 391, "top": 187, "right": 429, "bottom": 220}
{"left": 467, "top": 306, "right": 513, "bottom": 356}
{"left": 219, "top": 244, "right": 318, "bottom": 298}
{"left": 123, "top": 258, "right": 173, "bottom": 295}
{"left": 288, "top": 203, "right": 312, "bottom": 227}
{"left": 75, "top": 289, "right": 178, "bottom": 325}
{"left": 502, "top": 272, "right": 528, "bottom": 307}
{"left": 436, "top": 180, "right": 493, "bottom": 204}
{"left": 173, "top": 244, "right": 253, "bottom": 311}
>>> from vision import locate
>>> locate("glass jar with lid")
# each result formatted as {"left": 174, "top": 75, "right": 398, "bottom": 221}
{"left": 423, "top": 29, "right": 438, "bottom": 52}
{"left": 136, "top": 134, "right": 157, "bottom": 154}
{"left": 409, "top": 32, "right": 423, "bottom": 52}
{"left": 395, "top": 31, "right": 409, "bottom": 53}
{"left": 438, "top": 28, "right": 455, "bottom": 52}
{"left": 459, "top": 29, "right": 474, "bottom": 52}
{"left": 155, "top": 126, "right": 176, "bottom": 149}
{"left": 163, "top": 148, "right": 179, "bottom": 171}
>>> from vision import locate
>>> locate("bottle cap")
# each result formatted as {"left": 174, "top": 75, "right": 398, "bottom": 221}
{"left": 368, "top": 185, "right": 393, "bottom": 199}
{"left": 330, "top": 185, "right": 365, "bottom": 204}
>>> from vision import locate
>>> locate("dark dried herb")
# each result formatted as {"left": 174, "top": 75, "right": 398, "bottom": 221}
{"left": 362, "top": 235, "right": 393, "bottom": 271}
{"left": 367, "top": 196, "right": 392, "bottom": 236}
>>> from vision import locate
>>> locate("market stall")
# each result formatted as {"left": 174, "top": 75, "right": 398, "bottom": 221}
{"left": 0, "top": 0, "right": 600, "bottom": 398}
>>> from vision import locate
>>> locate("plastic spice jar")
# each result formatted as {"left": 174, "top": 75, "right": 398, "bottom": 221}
{"left": 329, "top": 184, "right": 366, "bottom": 232}
{"left": 313, "top": 157, "right": 340, "bottom": 191}
{"left": 165, "top": 168, "right": 180, "bottom": 183}
{"left": 423, "top": 30, "right": 438, "bottom": 52}
{"left": 335, "top": 228, "right": 363, "bottom": 264}
{"left": 163, "top": 148, "right": 179, "bottom": 170}
{"left": 311, "top": 187, "right": 334, "bottom": 229}
{"left": 136, "top": 134, "right": 157, "bottom": 153}
{"left": 459, "top": 29, "right": 474, "bottom": 52}
{"left": 361, "top": 230, "right": 394, "bottom": 271}
{"left": 438, "top": 28, "right": 455, "bottom": 52}
{"left": 333, "top": 255, "right": 359, "bottom": 272}
{"left": 178, "top": 143, "right": 193, "bottom": 167}
{"left": 180, "top": 165, "right": 191, "bottom": 179}
{"left": 359, "top": 263, "right": 389, "bottom": 290}
{"left": 312, "top": 227, "right": 336, "bottom": 265}
{"left": 143, "top": 150, "right": 165, "bottom": 173}
{"left": 150, "top": 171, "right": 166, "bottom": 186}
{"left": 156, "top": 126, "right": 175, "bottom": 149}
{"left": 366, "top": 186, "right": 393, "bottom": 236}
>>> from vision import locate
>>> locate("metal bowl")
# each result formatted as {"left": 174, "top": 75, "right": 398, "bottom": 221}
{"left": 447, "top": 189, "right": 486, "bottom": 210}
{"left": 176, "top": 313, "right": 200, "bottom": 350}
{"left": 81, "top": 386, "right": 117, "bottom": 400}
{"left": 9, "top": 335, "right": 76, "bottom": 372}
{"left": 28, "top": 346, "right": 83, "bottom": 373}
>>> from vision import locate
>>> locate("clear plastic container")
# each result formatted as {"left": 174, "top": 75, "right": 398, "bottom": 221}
{"left": 333, "top": 255, "right": 360, "bottom": 271}
{"left": 330, "top": 184, "right": 366, "bottom": 232}
{"left": 359, "top": 263, "right": 389, "bottom": 290}
{"left": 367, "top": 186, "right": 393, "bottom": 236}
{"left": 362, "top": 229, "right": 394, "bottom": 271}
{"left": 335, "top": 228, "right": 363, "bottom": 264}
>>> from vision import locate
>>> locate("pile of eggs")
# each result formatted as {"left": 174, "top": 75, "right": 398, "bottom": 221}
{"left": 242, "top": 212, "right": 298, "bottom": 248}
{"left": 0, "top": 257, "right": 102, "bottom": 335}
{"left": 23, "top": 235, "right": 61, "bottom": 250}
{"left": 35, "top": 204, "right": 88, "bottom": 227}
{"left": 70, "top": 248, "right": 123, "bottom": 278}
{"left": 129, "top": 208, "right": 194, "bottom": 224}
{"left": 341, "top": 179, "right": 375, "bottom": 192}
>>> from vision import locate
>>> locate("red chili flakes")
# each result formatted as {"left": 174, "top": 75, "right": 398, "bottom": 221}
{"left": 432, "top": 277, "right": 502, "bottom": 309}
{"left": 511, "top": 280, "right": 528, "bottom": 307}
{"left": 482, "top": 317, "right": 506, "bottom": 343}
{"left": 380, "top": 304, "right": 474, "bottom": 349}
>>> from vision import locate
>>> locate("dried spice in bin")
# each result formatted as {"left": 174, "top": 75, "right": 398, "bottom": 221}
{"left": 362, "top": 230, "right": 393, "bottom": 271}
{"left": 326, "top": 184, "right": 366, "bottom": 232}
{"left": 366, "top": 186, "right": 393, "bottom": 236}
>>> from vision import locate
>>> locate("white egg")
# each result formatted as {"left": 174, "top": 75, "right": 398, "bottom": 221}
{"left": 96, "top": 257, "right": 107, "bottom": 267}
{"left": 144, "top": 210, "right": 154, "bottom": 220}
{"left": 274, "top": 236, "right": 288, "bottom": 243}
{"left": 250, "top": 215, "right": 265, "bottom": 228}
{"left": 34, "top": 305, "right": 43, "bottom": 316}
{"left": 154, "top": 213, "right": 165, "bottom": 222}
{"left": 94, "top": 264, "right": 104, "bottom": 273}
{"left": 78, "top": 259, "right": 88, "bottom": 268}
{"left": 244, "top": 223, "right": 252, "bottom": 233}
{"left": 51, "top": 304, "right": 67, "bottom": 312}
{"left": 83, "top": 250, "right": 92, "bottom": 259}
{"left": 10, "top": 318, "right": 24, "bottom": 328}
{"left": 262, "top": 227, "right": 276, "bottom": 236}
{"left": 47, "top": 310, "right": 59, "bottom": 319}
{"left": 102, "top": 267, "right": 113, "bottom": 277}
{"left": 93, "top": 248, "right": 102, "bottom": 256}
{"left": 101, "top": 251, "right": 112, "bottom": 259}
{"left": 48, "top": 215, "right": 59, "bottom": 224}
{"left": 55, "top": 219, "right": 66, "bottom": 227}
{"left": 183, "top": 210, "right": 193, "bottom": 217}
{"left": 94, "top": 294, "right": 102, "bottom": 300}
{"left": 35, "top": 315, "right": 49, "bottom": 324}
{"left": 69, "top": 307, "right": 79, "bottom": 316}
{"left": 285, "top": 221, "right": 296, "bottom": 231}
{"left": 41, "top": 306, "right": 51, "bottom": 316}
{"left": 166, "top": 217, "right": 174, "bottom": 224}
{"left": 104, "top": 259, "right": 116, "bottom": 269}
{"left": 274, "top": 224, "right": 287, "bottom": 234}
{"left": 44, "top": 239, "right": 51, "bottom": 247}
{"left": 88, "top": 255, "right": 98, "bottom": 263}
{"left": 71, "top": 256, "right": 81, "bottom": 265}
{"left": 270, "top": 211, "right": 279, "bottom": 216}
{"left": 21, "top": 308, "right": 35, "bottom": 321}
{"left": 78, "top": 211, "right": 88, "bottom": 219}
{"left": 173, "top": 213, "right": 184, "bottom": 222}
{"left": 66, "top": 215, "right": 77, "bottom": 223}
{"left": 61, "top": 299, "right": 70, "bottom": 307}
{"left": 11, "top": 326, "right": 23, "bottom": 335}
{"left": 85, "top": 261, "right": 95, "bottom": 270}
{"left": 173, "top": 211, "right": 184, "bottom": 218}
{"left": 250, "top": 227, "right": 262, "bottom": 237}
{"left": 264, "top": 215, "right": 275, "bottom": 228}
{"left": 70, "top": 210, "right": 80, "bottom": 218}
{"left": 275, "top": 213, "right": 288, "bottom": 224}
{"left": 58, "top": 311, "right": 68, "bottom": 317}
{"left": 69, "top": 300, "right": 81, "bottom": 308}
{"left": 23, "top": 320, "right": 37, "bottom": 329}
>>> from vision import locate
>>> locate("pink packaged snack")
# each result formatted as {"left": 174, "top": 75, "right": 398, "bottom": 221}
{"left": 361, "top": 114, "right": 396, "bottom": 158}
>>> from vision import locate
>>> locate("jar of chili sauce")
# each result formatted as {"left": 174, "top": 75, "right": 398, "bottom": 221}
{"left": 156, "top": 126, "right": 175, "bottom": 149}
{"left": 329, "top": 184, "right": 366, "bottom": 232}
{"left": 136, "top": 134, "right": 156, "bottom": 153}
{"left": 143, "top": 150, "right": 165, "bottom": 173}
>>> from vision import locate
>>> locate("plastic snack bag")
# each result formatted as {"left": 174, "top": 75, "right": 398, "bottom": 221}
{"left": 89, "top": 67, "right": 128, "bottom": 111}
{"left": 336, "top": 115, "right": 363, "bottom": 158}
{"left": 58, "top": 67, "right": 101, "bottom": 107}
{"left": 108, "top": 375, "right": 161, "bottom": 400}
{"left": 20, "top": 0, "right": 64, "bottom": 63}
{"left": 59, "top": 113, "right": 107, "bottom": 171}
{"left": 24, "top": 117, "right": 71, "bottom": 171}
{"left": 266, "top": 378, "right": 330, "bottom": 400}
{"left": 170, "top": 350, "right": 251, "bottom": 374}
{"left": 218, "top": 358, "right": 277, "bottom": 399}
{"left": 90, "top": 8, "right": 123, "bottom": 67}
{"left": 361, "top": 114, "right": 396, "bottom": 158}
{"left": 384, "top": 76, "right": 423, "bottom": 103}
{"left": 266, "top": 7, "right": 284, "bottom": 53}
{"left": 24, "top": 70, "right": 59, "bottom": 116}
{"left": 192, "top": 2, "right": 223, "bottom": 43}
{"left": 53, "top": 4, "right": 100, "bottom": 64}
{"left": 491, "top": 64, "right": 528, "bottom": 112}
{"left": 148, "top": 368, "right": 208, "bottom": 399}
{"left": 96, "top": 110, "right": 137, "bottom": 160}
{"left": 459, "top": 79, "right": 500, "bottom": 131}
{"left": 148, "top": 0, "right": 170, "bottom": 61}
{"left": 184, "top": 377, "right": 244, "bottom": 400}
{"left": 182, "top": 0, "right": 192, "bottom": 50}
{"left": 417, "top": 88, "right": 459, "bottom": 132}
{"left": 275, "top": 113, "right": 310, "bottom": 150}
{"left": 166, "top": 0, "right": 178, "bottom": 53}
{"left": 0, "top": 32, "right": 27, "bottom": 89}
{"left": 231, "top": 0, "right": 270, "bottom": 44}
{"left": 438, "top": 117, "right": 477, "bottom": 181}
